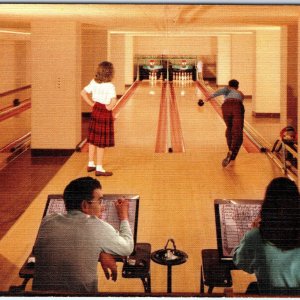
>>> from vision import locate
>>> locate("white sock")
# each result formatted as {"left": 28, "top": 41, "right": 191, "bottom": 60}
{"left": 96, "top": 165, "right": 105, "bottom": 172}
{"left": 88, "top": 161, "right": 95, "bottom": 167}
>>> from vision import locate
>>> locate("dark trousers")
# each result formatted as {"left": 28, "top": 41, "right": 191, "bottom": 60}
{"left": 221, "top": 99, "right": 245, "bottom": 160}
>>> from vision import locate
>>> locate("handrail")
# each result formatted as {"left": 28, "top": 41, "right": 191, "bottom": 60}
{"left": 0, "top": 99, "right": 31, "bottom": 123}
{"left": 0, "top": 132, "right": 31, "bottom": 170}
{"left": 0, "top": 132, "right": 31, "bottom": 153}
{"left": 0, "top": 85, "right": 31, "bottom": 98}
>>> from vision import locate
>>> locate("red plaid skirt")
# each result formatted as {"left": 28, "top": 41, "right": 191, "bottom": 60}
{"left": 87, "top": 103, "right": 114, "bottom": 148}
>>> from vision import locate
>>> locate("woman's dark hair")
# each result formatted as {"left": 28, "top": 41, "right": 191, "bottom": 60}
{"left": 63, "top": 177, "right": 102, "bottom": 211}
{"left": 260, "top": 177, "right": 300, "bottom": 250}
{"left": 228, "top": 79, "right": 239, "bottom": 88}
{"left": 95, "top": 61, "right": 114, "bottom": 83}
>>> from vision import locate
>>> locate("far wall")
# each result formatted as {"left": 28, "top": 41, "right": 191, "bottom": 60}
{"left": 134, "top": 35, "right": 217, "bottom": 58}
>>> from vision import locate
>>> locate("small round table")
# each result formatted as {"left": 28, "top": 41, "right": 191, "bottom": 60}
{"left": 151, "top": 240, "right": 188, "bottom": 293}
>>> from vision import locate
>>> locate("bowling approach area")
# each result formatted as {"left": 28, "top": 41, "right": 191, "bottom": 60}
{"left": 0, "top": 77, "right": 285, "bottom": 295}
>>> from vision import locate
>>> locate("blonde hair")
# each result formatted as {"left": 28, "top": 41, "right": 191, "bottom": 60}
{"left": 95, "top": 61, "right": 114, "bottom": 83}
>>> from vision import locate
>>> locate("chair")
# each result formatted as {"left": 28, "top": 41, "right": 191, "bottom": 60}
{"left": 200, "top": 249, "right": 233, "bottom": 293}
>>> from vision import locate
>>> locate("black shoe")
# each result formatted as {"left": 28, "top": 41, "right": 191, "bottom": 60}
{"left": 222, "top": 152, "right": 232, "bottom": 167}
{"left": 95, "top": 170, "right": 113, "bottom": 176}
{"left": 87, "top": 166, "right": 96, "bottom": 172}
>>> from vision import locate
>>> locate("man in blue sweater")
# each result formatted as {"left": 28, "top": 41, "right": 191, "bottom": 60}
{"left": 207, "top": 79, "right": 245, "bottom": 167}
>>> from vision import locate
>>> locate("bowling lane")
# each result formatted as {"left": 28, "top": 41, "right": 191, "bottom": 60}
{"left": 171, "top": 81, "right": 225, "bottom": 153}
{"left": 172, "top": 81, "right": 248, "bottom": 157}
{"left": 114, "top": 80, "right": 163, "bottom": 150}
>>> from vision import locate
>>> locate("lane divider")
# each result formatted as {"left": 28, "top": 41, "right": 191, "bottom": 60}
{"left": 113, "top": 81, "right": 140, "bottom": 117}
{"left": 155, "top": 82, "right": 168, "bottom": 153}
{"left": 195, "top": 81, "right": 261, "bottom": 153}
{"left": 168, "top": 83, "right": 185, "bottom": 153}
{"left": 155, "top": 82, "right": 185, "bottom": 153}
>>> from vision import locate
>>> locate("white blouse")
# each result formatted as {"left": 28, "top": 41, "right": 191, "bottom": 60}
{"left": 84, "top": 79, "right": 116, "bottom": 105}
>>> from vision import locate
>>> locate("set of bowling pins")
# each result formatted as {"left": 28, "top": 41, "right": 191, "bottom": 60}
{"left": 149, "top": 71, "right": 157, "bottom": 81}
{"left": 173, "top": 71, "right": 192, "bottom": 81}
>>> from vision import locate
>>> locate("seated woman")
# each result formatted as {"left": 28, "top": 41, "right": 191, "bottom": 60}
{"left": 233, "top": 177, "right": 300, "bottom": 295}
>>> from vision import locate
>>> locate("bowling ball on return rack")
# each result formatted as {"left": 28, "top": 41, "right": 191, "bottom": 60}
{"left": 197, "top": 99, "right": 205, "bottom": 107}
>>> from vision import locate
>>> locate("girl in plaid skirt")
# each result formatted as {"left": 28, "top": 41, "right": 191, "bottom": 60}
{"left": 81, "top": 61, "right": 117, "bottom": 176}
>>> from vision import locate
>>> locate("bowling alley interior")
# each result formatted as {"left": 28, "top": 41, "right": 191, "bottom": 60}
{"left": 1, "top": 3, "right": 300, "bottom": 297}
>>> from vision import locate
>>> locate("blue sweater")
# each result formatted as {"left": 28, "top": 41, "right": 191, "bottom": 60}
{"left": 212, "top": 87, "right": 244, "bottom": 101}
{"left": 233, "top": 228, "right": 300, "bottom": 291}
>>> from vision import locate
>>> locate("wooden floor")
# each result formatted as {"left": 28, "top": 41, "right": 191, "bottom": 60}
{"left": 0, "top": 80, "right": 284, "bottom": 294}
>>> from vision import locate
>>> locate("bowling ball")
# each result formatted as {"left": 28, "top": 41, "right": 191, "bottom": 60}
{"left": 198, "top": 99, "right": 204, "bottom": 107}
{"left": 13, "top": 98, "right": 20, "bottom": 107}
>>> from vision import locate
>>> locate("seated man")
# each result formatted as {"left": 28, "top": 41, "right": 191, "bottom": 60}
{"left": 32, "top": 176, "right": 134, "bottom": 293}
